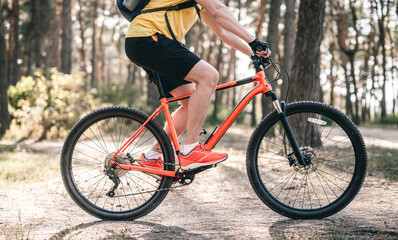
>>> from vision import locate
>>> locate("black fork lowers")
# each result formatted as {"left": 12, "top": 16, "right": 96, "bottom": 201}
{"left": 265, "top": 91, "right": 310, "bottom": 166}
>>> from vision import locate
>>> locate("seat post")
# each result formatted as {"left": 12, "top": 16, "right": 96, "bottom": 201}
{"left": 154, "top": 73, "right": 167, "bottom": 99}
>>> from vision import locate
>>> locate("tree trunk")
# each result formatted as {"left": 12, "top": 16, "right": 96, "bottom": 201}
{"left": 290, "top": 0, "right": 326, "bottom": 102}
{"left": 349, "top": 55, "right": 360, "bottom": 124}
{"left": 212, "top": 41, "right": 224, "bottom": 122}
{"left": 361, "top": 45, "right": 370, "bottom": 123}
{"left": 377, "top": 1, "right": 387, "bottom": 118}
{"left": 226, "top": 49, "right": 236, "bottom": 107}
{"left": 370, "top": 36, "right": 378, "bottom": 120}
{"left": 32, "top": 0, "right": 42, "bottom": 69}
{"left": 77, "top": 1, "right": 88, "bottom": 78}
{"left": 342, "top": 61, "right": 353, "bottom": 118}
{"left": 231, "top": 0, "right": 242, "bottom": 110}
{"left": 282, "top": 0, "right": 295, "bottom": 73}
{"left": 47, "top": 0, "right": 61, "bottom": 69}
{"left": 267, "top": 0, "right": 282, "bottom": 60}
{"left": 251, "top": 0, "right": 268, "bottom": 126}
{"left": 332, "top": 0, "right": 360, "bottom": 123}
{"left": 99, "top": 18, "right": 106, "bottom": 87}
{"left": 8, "top": 0, "right": 19, "bottom": 86}
{"left": 281, "top": 0, "right": 296, "bottom": 101}
{"left": 91, "top": 0, "right": 98, "bottom": 86}
{"left": 61, "top": 0, "right": 72, "bottom": 74}
{"left": 386, "top": 26, "right": 396, "bottom": 114}
{"left": 0, "top": 0, "right": 10, "bottom": 136}
{"left": 328, "top": 43, "right": 336, "bottom": 106}
{"left": 261, "top": 0, "right": 282, "bottom": 119}
{"left": 289, "top": 0, "right": 325, "bottom": 147}
{"left": 256, "top": 0, "right": 267, "bottom": 36}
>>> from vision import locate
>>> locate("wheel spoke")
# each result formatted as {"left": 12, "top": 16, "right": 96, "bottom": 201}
{"left": 105, "top": 119, "right": 118, "bottom": 151}
{"left": 78, "top": 139, "right": 109, "bottom": 156}
{"left": 307, "top": 173, "right": 322, "bottom": 207}
{"left": 124, "top": 175, "right": 139, "bottom": 207}
{"left": 95, "top": 177, "right": 109, "bottom": 205}
{"left": 96, "top": 122, "right": 109, "bottom": 153}
{"left": 83, "top": 130, "right": 108, "bottom": 155}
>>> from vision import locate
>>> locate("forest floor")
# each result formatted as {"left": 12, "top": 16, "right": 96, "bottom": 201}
{"left": 0, "top": 126, "right": 397, "bottom": 240}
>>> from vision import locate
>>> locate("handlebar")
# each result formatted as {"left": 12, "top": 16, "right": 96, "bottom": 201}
{"left": 251, "top": 54, "right": 272, "bottom": 73}
{"left": 251, "top": 55, "right": 291, "bottom": 102}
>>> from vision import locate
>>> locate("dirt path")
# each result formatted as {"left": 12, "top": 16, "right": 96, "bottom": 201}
{"left": 0, "top": 127, "right": 397, "bottom": 239}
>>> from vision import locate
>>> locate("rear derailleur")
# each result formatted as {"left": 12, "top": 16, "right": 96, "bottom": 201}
{"left": 104, "top": 164, "right": 120, "bottom": 198}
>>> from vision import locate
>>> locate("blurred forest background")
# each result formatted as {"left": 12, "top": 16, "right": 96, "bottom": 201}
{"left": 0, "top": 0, "right": 397, "bottom": 141}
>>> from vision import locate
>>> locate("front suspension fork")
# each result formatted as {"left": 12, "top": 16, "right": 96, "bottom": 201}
{"left": 266, "top": 92, "right": 310, "bottom": 166}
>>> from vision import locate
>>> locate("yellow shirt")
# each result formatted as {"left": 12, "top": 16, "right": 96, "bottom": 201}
{"left": 126, "top": 0, "right": 199, "bottom": 42}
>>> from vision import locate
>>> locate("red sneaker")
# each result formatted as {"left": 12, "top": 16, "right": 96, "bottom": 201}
{"left": 138, "top": 154, "right": 163, "bottom": 175}
{"left": 180, "top": 144, "right": 228, "bottom": 170}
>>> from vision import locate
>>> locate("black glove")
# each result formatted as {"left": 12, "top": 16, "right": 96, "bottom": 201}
{"left": 249, "top": 38, "right": 269, "bottom": 53}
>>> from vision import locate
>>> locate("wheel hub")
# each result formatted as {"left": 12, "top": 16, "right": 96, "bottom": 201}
{"left": 291, "top": 146, "right": 318, "bottom": 174}
{"left": 103, "top": 152, "right": 130, "bottom": 177}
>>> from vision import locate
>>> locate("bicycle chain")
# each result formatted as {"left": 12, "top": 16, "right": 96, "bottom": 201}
{"left": 108, "top": 156, "right": 194, "bottom": 198}
{"left": 113, "top": 181, "right": 187, "bottom": 198}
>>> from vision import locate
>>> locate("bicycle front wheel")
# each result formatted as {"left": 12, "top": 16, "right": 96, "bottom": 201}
{"left": 247, "top": 101, "right": 367, "bottom": 219}
{"left": 61, "top": 106, "right": 175, "bottom": 220}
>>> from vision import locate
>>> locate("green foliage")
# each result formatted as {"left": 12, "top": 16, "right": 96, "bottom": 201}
{"left": 95, "top": 83, "right": 140, "bottom": 107}
{"left": 6, "top": 69, "right": 103, "bottom": 140}
{"left": 377, "top": 114, "right": 398, "bottom": 125}
{"left": 367, "top": 146, "right": 398, "bottom": 181}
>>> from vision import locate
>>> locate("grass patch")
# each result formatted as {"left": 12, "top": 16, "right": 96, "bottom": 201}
{"left": 367, "top": 146, "right": 398, "bottom": 181}
{"left": 4, "top": 211, "right": 35, "bottom": 240}
{"left": 0, "top": 152, "right": 59, "bottom": 182}
{"left": 0, "top": 144, "right": 18, "bottom": 153}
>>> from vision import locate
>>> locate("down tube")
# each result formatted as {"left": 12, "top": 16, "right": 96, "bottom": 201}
{"left": 205, "top": 85, "right": 264, "bottom": 150}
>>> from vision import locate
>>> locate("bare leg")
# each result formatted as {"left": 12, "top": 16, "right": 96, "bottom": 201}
{"left": 164, "top": 83, "right": 194, "bottom": 138}
{"left": 151, "top": 83, "right": 194, "bottom": 152}
{"left": 150, "top": 60, "right": 218, "bottom": 150}
{"left": 183, "top": 60, "right": 219, "bottom": 144}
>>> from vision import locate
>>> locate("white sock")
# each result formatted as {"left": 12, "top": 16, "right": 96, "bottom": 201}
{"left": 183, "top": 142, "right": 199, "bottom": 155}
{"left": 144, "top": 150, "right": 162, "bottom": 160}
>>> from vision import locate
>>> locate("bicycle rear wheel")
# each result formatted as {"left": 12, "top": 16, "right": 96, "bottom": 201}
{"left": 61, "top": 106, "right": 175, "bottom": 220}
{"left": 247, "top": 101, "right": 367, "bottom": 219}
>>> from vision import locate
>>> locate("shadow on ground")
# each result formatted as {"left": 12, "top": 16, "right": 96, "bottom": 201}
{"left": 50, "top": 220, "right": 207, "bottom": 240}
{"left": 269, "top": 217, "right": 398, "bottom": 239}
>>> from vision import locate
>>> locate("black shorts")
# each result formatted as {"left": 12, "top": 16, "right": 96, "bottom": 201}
{"left": 125, "top": 33, "right": 201, "bottom": 94}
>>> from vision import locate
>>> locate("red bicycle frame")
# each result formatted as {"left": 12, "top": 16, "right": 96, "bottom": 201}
{"left": 110, "top": 70, "right": 273, "bottom": 178}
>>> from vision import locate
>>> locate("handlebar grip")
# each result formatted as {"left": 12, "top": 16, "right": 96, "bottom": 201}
{"left": 256, "top": 45, "right": 263, "bottom": 52}
{"left": 249, "top": 38, "right": 269, "bottom": 53}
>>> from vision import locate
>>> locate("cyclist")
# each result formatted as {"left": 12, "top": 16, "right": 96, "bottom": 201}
{"left": 125, "top": 0, "right": 271, "bottom": 171}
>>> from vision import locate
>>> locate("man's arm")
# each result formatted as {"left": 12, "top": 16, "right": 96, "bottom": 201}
{"left": 196, "top": 0, "right": 255, "bottom": 43}
{"left": 201, "top": 11, "right": 252, "bottom": 56}
{"left": 196, "top": 0, "right": 270, "bottom": 58}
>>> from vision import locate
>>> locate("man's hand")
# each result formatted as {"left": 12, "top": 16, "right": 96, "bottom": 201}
{"left": 249, "top": 38, "right": 271, "bottom": 58}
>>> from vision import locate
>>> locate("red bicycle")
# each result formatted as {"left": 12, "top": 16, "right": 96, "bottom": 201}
{"left": 61, "top": 56, "right": 367, "bottom": 220}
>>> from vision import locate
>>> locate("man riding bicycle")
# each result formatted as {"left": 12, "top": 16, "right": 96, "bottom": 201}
{"left": 125, "top": 0, "right": 271, "bottom": 171}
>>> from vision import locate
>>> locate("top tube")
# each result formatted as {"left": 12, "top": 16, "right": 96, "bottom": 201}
{"left": 167, "top": 76, "right": 258, "bottom": 103}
